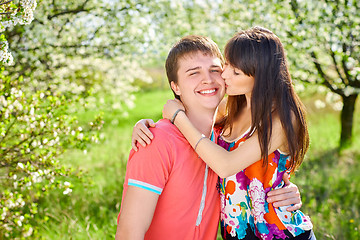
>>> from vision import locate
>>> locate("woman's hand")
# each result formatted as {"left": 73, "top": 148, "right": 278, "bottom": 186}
{"left": 131, "top": 119, "right": 155, "bottom": 151}
{"left": 162, "top": 99, "right": 185, "bottom": 121}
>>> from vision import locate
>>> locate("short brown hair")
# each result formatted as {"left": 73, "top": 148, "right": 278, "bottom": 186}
{"left": 165, "top": 35, "right": 224, "bottom": 100}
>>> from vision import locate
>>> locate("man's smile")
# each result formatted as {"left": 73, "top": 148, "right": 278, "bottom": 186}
{"left": 197, "top": 88, "right": 218, "bottom": 95}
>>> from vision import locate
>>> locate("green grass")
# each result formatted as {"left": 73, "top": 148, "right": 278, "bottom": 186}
{"left": 36, "top": 89, "right": 360, "bottom": 239}
{"left": 291, "top": 97, "right": 360, "bottom": 239}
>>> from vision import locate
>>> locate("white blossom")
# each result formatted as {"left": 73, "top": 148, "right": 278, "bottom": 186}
{"left": 64, "top": 181, "right": 71, "bottom": 187}
{"left": 77, "top": 133, "right": 84, "bottom": 140}
{"left": 0, "top": 41, "right": 13, "bottom": 65}
{"left": 332, "top": 101, "right": 343, "bottom": 111}
{"left": 314, "top": 100, "right": 326, "bottom": 109}
{"left": 63, "top": 188, "right": 72, "bottom": 195}
{"left": 0, "top": 0, "right": 37, "bottom": 65}
{"left": 1, "top": 208, "right": 7, "bottom": 220}
{"left": 17, "top": 162, "right": 24, "bottom": 169}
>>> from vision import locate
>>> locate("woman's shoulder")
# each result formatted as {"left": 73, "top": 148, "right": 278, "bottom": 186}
{"left": 271, "top": 110, "right": 297, "bottom": 153}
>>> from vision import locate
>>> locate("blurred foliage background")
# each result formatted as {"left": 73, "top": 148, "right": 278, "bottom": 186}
{"left": 0, "top": 0, "right": 359, "bottom": 239}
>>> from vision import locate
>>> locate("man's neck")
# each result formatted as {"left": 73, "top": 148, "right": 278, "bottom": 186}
{"left": 185, "top": 108, "right": 215, "bottom": 138}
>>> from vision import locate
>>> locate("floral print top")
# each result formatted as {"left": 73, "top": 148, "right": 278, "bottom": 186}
{"left": 211, "top": 125, "right": 313, "bottom": 240}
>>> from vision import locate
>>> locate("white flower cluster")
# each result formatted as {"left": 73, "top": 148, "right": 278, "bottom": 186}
{"left": 52, "top": 55, "right": 152, "bottom": 111}
{"left": 0, "top": 0, "right": 37, "bottom": 65}
{"left": 19, "top": 0, "right": 37, "bottom": 24}
{"left": 1, "top": 88, "right": 24, "bottom": 120}
{"left": 0, "top": 40, "right": 13, "bottom": 65}
{"left": 4, "top": 192, "right": 25, "bottom": 209}
{"left": 63, "top": 181, "right": 72, "bottom": 195}
{"left": 0, "top": 0, "right": 37, "bottom": 31}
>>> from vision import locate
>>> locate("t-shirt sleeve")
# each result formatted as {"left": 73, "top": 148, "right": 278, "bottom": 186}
{"left": 125, "top": 129, "right": 173, "bottom": 195}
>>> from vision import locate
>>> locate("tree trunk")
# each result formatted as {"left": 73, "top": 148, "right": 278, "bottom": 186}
{"left": 340, "top": 94, "right": 358, "bottom": 149}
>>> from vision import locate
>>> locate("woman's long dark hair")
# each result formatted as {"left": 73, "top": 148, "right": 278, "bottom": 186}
{"left": 219, "top": 27, "right": 309, "bottom": 172}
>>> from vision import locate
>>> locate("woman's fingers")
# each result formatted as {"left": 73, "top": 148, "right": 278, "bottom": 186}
{"left": 131, "top": 119, "right": 155, "bottom": 151}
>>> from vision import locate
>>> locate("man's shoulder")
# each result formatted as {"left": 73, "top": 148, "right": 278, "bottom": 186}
{"left": 151, "top": 119, "right": 183, "bottom": 140}
{"left": 127, "top": 119, "right": 184, "bottom": 170}
{"left": 131, "top": 119, "right": 185, "bottom": 155}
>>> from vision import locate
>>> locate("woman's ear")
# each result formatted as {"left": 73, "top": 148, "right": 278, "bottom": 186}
{"left": 171, "top": 81, "right": 181, "bottom": 96}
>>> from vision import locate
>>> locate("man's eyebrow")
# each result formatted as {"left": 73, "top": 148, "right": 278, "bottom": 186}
{"left": 210, "top": 64, "right": 222, "bottom": 68}
{"left": 185, "top": 66, "right": 201, "bottom": 73}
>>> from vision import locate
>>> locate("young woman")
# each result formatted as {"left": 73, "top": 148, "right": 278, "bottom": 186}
{"left": 162, "top": 27, "right": 315, "bottom": 239}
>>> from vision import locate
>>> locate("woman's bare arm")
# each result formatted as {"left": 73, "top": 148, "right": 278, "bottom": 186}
{"left": 163, "top": 99, "right": 286, "bottom": 178}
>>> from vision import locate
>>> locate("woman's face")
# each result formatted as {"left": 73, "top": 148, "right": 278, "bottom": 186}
{"left": 221, "top": 63, "right": 254, "bottom": 97}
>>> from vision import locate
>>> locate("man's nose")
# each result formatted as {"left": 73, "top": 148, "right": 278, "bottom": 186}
{"left": 202, "top": 72, "right": 215, "bottom": 84}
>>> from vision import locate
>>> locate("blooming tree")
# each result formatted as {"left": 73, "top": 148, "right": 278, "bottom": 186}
{"left": 4, "top": 0, "right": 158, "bottom": 112}
{"left": 0, "top": 1, "right": 232, "bottom": 238}
{"left": 0, "top": 0, "right": 36, "bottom": 65}
{"left": 0, "top": 1, "right": 103, "bottom": 238}
{"left": 283, "top": 0, "right": 359, "bottom": 148}
{"left": 209, "top": 0, "right": 359, "bottom": 148}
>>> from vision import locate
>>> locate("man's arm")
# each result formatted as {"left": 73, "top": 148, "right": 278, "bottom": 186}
{"left": 116, "top": 186, "right": 159, "bottom": 240}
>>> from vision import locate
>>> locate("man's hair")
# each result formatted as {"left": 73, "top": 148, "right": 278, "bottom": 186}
{"left": 165, "top": 35, "right": 224, "bottom": 100}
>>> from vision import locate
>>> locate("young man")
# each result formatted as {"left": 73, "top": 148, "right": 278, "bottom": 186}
{"left": 116, "top": 36, "right": 301, "bottom": 240}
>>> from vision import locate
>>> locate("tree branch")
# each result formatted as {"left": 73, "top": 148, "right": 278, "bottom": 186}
{"left": 47, "top": 0, "right": 92, "bottom": 20}
{"left": 0, "top": 0, "right": 12, "bottom": 6}
{"left": 311, "top": 51, "right": 344, "bottom": 96}
{"left": 289, "top": 0, "right": 303, "bottom": 24}
{"left": 0, "top": 117, "right": 17, "bottom": 144}
{"left": 329, "top": 48, "right": 347, "bottom": 85}
{"left": 341, "top": 43, "right": 353, "bottom": 82}
{"left": 0, "top": 130, "right": 54, "bottom": 160}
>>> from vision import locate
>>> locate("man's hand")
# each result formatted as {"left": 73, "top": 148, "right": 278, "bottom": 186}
{"left": 267, "top": 173, "right": 302, "bottom": 211}
{"left": 132, "top": 119, "right": 155, "bottom": 151}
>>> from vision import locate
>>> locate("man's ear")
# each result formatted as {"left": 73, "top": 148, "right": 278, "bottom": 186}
{"left": 170, "top": 81, "right": 181, "bottom": 96}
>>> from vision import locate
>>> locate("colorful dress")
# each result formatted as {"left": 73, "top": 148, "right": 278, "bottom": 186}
{"left": 211, "top": 125, "right": 313, "bottom": 240}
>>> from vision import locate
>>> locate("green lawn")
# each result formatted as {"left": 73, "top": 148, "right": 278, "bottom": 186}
{"left": 37, "top": 89, "right": 360, "bottom": 239}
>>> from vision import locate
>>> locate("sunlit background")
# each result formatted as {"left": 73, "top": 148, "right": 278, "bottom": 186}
{"left": 1, "top": 0, "right": 359, "bottom": 239}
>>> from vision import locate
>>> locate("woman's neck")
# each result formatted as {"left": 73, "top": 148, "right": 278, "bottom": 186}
{"left": 245, "top": 92, "right": 252, "bottom": 110}
{"left": 222, "top": 106, "right": 252, "bottom": 142}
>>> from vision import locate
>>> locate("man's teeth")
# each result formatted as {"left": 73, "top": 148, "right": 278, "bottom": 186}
{"left": 200, "top": 89, "right": 216, "bottom": 94}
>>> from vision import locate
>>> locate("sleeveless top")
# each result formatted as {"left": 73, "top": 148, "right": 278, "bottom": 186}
{"left": 211, "top": 125, "right": 313, "bottom": 240}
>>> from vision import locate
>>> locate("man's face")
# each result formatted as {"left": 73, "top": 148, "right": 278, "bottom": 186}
{"left": 171, "top": 51, "right": 225, "bottom": 113}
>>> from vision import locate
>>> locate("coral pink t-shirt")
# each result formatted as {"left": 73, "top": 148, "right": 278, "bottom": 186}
{"left": 119, "top": 119, "right": 220, "bottom": 240}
